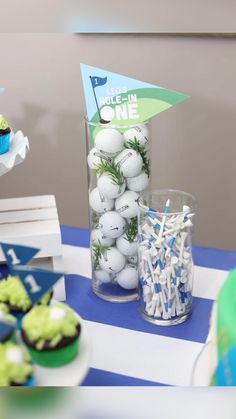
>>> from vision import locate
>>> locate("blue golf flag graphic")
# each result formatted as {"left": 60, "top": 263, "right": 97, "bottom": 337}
{"left": 90, "top": 76, "right": 107, "bottom": 88}
{"left": 12, "top": 266, "right": 63, "bottom": 305}
{"left": 1, "top": 243, "right": 39, "bottom": 268}
{"left": 0, "top": 321, "right": 15, "bottom": 342}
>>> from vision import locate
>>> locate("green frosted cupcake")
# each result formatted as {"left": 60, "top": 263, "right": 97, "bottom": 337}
{"left": 0, "top": 275, "right": 53, "bottom": 327}
{"left": 21, "top": 303, "right": 81, "bottom": 368}
{"left": 0, "top": 341, "right": 34, "bottom": 386}
{"left": 0, "top": 303, "right": 17, "bottom": 342}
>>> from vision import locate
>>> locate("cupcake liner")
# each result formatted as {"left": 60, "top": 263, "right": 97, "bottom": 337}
{"left": 11, "top": 310, "right": 26, "bottom": 330}
{"left": 24, "top": 375, "right": 35, "bottom": 387}
{"left": 0, "top": 133, "right": 10, "bottom": 154}
{"left": 26, "top": 338, "right": 79, "bottom": 368}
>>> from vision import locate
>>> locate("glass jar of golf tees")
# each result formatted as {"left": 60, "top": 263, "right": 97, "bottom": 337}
{"left": 137, "top": 189, "right": 195, "bottom": 324}
{"left": 86, "top": 119, "right": 151, "bottom": 302}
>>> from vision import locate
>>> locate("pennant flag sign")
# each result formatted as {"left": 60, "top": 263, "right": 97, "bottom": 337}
{"left": 1, "top": 243, "right": 40, "bottom": 268}
{"left": 12, "top": 266, "right": 64, "bottom": 305}
{"left": 0, "top": 242, "right": 64, "bottom": 306}
{"left": 0, "top": 321, "right": 15, "bottom": 342}
{"left": 80, "top": 64, "right": 189, "bottom": 126}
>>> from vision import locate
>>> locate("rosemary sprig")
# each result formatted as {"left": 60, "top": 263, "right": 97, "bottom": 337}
{"left": 125, "top": 138, "right": 150, "bottom": 176}
{"left": 124, "top": 217, "right": 138, "bottom": 243}
{"left": 92, "top": 212, "right": 99, "bottom": 229}
{"left": 96, "top": 160, "right": 124, "bottom": 186}
{"left": 92, "top": 241, "right": 110, "bottom": 270}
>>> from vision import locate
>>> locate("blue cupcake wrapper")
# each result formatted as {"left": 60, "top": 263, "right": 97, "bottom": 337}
{"left": 0, "top": 132, "right": 10, "bottom": 154}
{"left": 24, "top": 375, "right": 35, "bottom": 387}
{"left": 11, "top": 310, "right": 27, "bottom": 329}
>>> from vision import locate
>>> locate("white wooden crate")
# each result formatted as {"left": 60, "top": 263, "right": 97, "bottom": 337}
{"left": 0, "top": 195, "right": 65, "bottom": 300}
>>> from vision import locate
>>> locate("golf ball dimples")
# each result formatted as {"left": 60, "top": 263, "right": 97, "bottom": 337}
{"left": 100, "top": 247, "right": 126, "bottom": 274}
{"left": 91, "top": 228, "right": 115, "bottom": 247}
{"left": 123, "top": 124, "right": 149, "bottom": 146}
{"left": 99, "top": 211, "right": 126, "bottom": 239}
{"left": 94, "top": 269, "right": 112, "bottom": 284}
{"left": 115, "top": 264, "right": 139, "bottom": 290}
{"left": 97, "top": 173, "right": 126, "bottom": 199}
{"left": 127, "top": 171, "right": 149, "bottom": 192}
{"left": 115, "top": 190, "right": 139, "bottom": 219}
{"left": 114, "top": 149, "right": 143, "bottom": 178}
{"left": 95, "top": 128, "right": 124, "bottom": 156}
{"left": 116, "top": 233, "right": 138, "bottom": 256}
{"left": 89, "top": 187, "right": 114, "bottom": 213}
{"left": 87, "top": 147, "right": 110, "bottom": 170}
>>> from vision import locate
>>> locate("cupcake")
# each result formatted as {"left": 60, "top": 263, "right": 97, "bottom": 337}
{"left": 0, "top": 275, "right": 53, "bottom": 328}
{"left": 21, "top": 302, "right": 81, "bottom": 367}
{"left": 0, "top": 341, "right": 34, "bottom": 386}
{"left": 0, "top": 115, "right": 11, "bottom": 154}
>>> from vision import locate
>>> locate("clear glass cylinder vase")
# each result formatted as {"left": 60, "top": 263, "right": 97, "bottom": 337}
{"left": 137, "top": 189, "right": 196, "bottom": 324}
{"left": 86, "top": 119, "right": 151, "bottom": 302}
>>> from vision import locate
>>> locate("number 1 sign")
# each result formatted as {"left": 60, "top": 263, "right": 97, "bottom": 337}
{"left": 1, "top": 243, "right": 39, "bottom": 269}
{"left": 12, "top": 266, "right": 64, "bottom": 305}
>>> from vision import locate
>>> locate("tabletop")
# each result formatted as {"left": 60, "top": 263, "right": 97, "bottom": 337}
{"left": 61, "top": 225, "right": 236, "bottom": 386}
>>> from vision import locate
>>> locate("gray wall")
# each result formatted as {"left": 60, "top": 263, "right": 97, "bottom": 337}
{"left": 0, "top": 33, "right": 235, "bottom": 250}
{"left": 0, "top": 0, "right": 235, "bottom": 32}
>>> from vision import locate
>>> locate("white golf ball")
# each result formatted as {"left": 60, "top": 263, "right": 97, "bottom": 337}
{"left": 116, "top": 264, "right": 139, "bottom": 290}
{"left": 123, "top": 124, "right": 149, "bottom": 146}
{"left": 91, "top": 229, "right": 115, "bottom": 247}
{"left": 94, "top": 269, "right": 112, "bottom": 284}
{"left": 100, "top": 106, "right": 115, "bottom": 122}
{"left": 115, "top": 191, "right": 139, "bottom": 219}
{"left": 114, "top": 149, "right": 143, "bottom": 178}
{"left": 89, "top": 187, "right": 114, "bottom": 213}
{"left": 87, "top": 147, "right": 111, "bottom": 170}
{"left": 99, "top": 211, "right": 126, "bottom": 239}
{"left": 95, "top": 128, "right": 124, "bottom": 156}
{"left": 97, "top": 173, "right": 126, "bottom": 199}
{"left": 127, "top": 171, "right": 149, "bottom": 192}
{"left": 100, "top": 247, "right": 126, "bottom": 274}
{"left": 116, "top": 233, "right": 138, "bottom": 256}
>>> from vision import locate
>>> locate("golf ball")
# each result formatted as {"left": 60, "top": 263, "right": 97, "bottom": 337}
{"left": 100, "top": 106, "right": 115, "bottom": 122}
{"left": 97, "top": 173, "right": 126, "bottom": 199}
{"left": 115, "top": 264, "right": 139, "bottom": 290}
{"left": 100, "top": 247, "right": 126, "bottom": 274}
{"left": 94, "top": 269, "right": 112, "bottom": 284}
{"left": 116, "top": 233, "right": 138, "bottom": 256}
{"left": 114, "top": 149, "right": 143, "bottom": 178}
{"left": 115, "top": 191, "right": 139, "bottom": 219}
{"left": 95, "top": 128, "right": 124, "bottom": 156}
{"left": 89, "top": 187, "right": 114, "bottom": 213}
{"left": 99, "top": 211, "right": 126, "bottom": 239}
{"left": 127, "top": 171, "right": 149, "bottom": 192}
{"left": 123, "top": 124, "right": 149, "bottom": 146}
{"left": 91, "top": 229, "right": 115, "bottom": 247}
{"left": 87, "top": 147, "right": 111, "bottom": 170}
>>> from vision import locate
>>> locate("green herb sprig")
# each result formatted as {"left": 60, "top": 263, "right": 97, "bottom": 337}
{"left": 96, "top": 160, "right": 124, "bottom": 186}
{"left": 125, "top": 138, "right": 150, "bottom": 176}
{"left": 92, "top": 241, "right": 110, "bottom": 270}
{"left": 92, "top": 212, "right": 99, "bottom": 229}
{"left": 124, "top": 217, "right": 138, "bottom": 243}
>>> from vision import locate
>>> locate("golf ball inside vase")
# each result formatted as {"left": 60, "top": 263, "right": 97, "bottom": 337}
{"left": 86, "top": 121, "right": 151, "bottom": 301}
{"left": 115, "top": 191, "right": 139, "bottom": 219}
{"left": 99, "top": 211, "right": 126, "bottom": 239}
{"left": 123, "top": 124, "right": 149, "bottom": 146}
{"left": 95, "top": 128, "right": 124, "bottom": 157}
{"left": 89, "top": 187, "right": 114, "bottom": 213}
{"left": 114, "top": 149, "right": 143, "bottom": 178}
{"left": 97, "top": 173, "right": 126, "bottom": 199}
{"left": 100, "top": 247, "right": 126, "bottom": 274}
